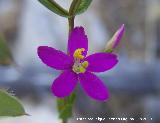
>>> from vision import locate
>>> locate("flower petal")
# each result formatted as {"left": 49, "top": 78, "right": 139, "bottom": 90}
{"left": 51, "top": 70, "right": 78, "bottom": 98}
{"left": 113, "top": 24, "right": 125, "bottom": 48}
{"left": 38, "top": 46, "right": 73, "bottom": 70}
{"left": 79, "top": 72, "right": 109, "bottom": 101}
{"left": 68, "top": 27, "right": 88, "bottom": 57}
{"left": 85, "top": 53, "right": 118, "bottom": 72}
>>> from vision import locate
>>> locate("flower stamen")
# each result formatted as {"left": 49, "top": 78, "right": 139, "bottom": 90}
{"left": 72, "top": 48, "right": 89, "bottom": 74}
{"left": 73, "top": 48, "right": 85, "bottom": 59}
{"left": 72, "top": 61, "right": 89, "bottom": 74}
{"left": 81, "top": 61, "right": 89, "bottom": 68}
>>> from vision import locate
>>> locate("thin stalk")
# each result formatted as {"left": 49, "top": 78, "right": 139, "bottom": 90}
{"left": 68, "top": 0, "right": 81, "bottom": 34}
{"left": 68, "top": 17, "right": 75, "bottom": 34}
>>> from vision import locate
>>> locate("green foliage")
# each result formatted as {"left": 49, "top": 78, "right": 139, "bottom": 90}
{"left": 69, "top": 0, "right": 92, "bottom": 16}
{"left": 0, "top": 90, "right": 27, "bottom": 117}
{"left": 38, "top": 0, "right": 92, "bottom": 18}
{"left": 57, "top": 93, "right": 76, "bottom": 121}
{"left": 75, "top": 0, "right": 92, "bottom": 15}
{"left": 0, "top": 35, "right": 13, "bottom": 65}
{"left": 38, "top": 0, "right": 70, "bottom": 17}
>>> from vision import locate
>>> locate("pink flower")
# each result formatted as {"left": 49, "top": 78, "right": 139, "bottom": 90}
{"left": 38, "top": 27, "right": 118, "bottom": 101}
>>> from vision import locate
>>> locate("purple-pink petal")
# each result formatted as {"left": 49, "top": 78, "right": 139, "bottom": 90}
{"left": 68, "top": 27, "right": 88, "bottom": 57}
{"left": 85, "top": 53, "right": 118, "bottom": 72}
{"left": 51, "top": 70, "right": 78, "bottom": 98}
{"left": 113, "top": 24, "right": 125, "bottom": 48}
{"left": 38, "top": 46, "right": 73, "bottom": 70}
{"left": 79, "top": 72, "right": 109, "bottom": 101}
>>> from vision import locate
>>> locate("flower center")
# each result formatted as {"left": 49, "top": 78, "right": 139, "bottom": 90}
{"left": 72, "top": 48, "right": 89, "bottom": 74}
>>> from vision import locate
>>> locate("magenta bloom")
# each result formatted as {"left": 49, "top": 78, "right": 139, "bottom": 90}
{"left": 38, "top": 27, "right": 118, "bottom": 101}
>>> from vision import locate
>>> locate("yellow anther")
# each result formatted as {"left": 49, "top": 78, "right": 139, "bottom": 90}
{"left": 73, "top": 48, "right": 85, "bottom": 59}
{"left": 79, "top": 66, "right": 86, "bottom": 73}
{"left": 81, "top": 61, "right": 89, "bottom": 68}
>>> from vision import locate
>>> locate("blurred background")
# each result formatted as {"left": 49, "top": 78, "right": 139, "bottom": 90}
{"left": 0, "top": 0, "right": 160, "bottom": 123}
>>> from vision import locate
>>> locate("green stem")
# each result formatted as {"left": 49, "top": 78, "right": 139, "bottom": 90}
{"left": 57, "top": 93, "right": 76, "bottom": 123}
{"left": 68, "top": 17, "right": 75, "bottom": 34}
{"left": 68, "top": 0, "right": 81, "bottom": 34}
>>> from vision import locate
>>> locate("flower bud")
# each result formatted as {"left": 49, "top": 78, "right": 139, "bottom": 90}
{"left": 105, "top": 24, "right": 125, "bottom": 52}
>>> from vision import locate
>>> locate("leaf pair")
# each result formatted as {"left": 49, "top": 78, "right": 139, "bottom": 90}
{"left": 38, "top": 0, "right": 92, "bottom": 18}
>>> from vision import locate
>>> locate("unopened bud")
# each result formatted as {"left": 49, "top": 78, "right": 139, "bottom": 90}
{"left": 105, "top": 24, "right": 125, "bottom": 52}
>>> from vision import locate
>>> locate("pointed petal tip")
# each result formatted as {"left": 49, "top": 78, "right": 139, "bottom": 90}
{"left": 117, "top": 24, "right": 125, "bottom": 37}
{"left": 119, "top": 24, "right": 125, "bottom": 32}
{"left": 121, "top": 24, "right": 125, "bottom": 28}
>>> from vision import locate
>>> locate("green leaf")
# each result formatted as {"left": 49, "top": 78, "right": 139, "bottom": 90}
{"left": 0, "top": 35, "right": 13, "bottom": 65}
{"left": 76, "top": 0, "right": 92, "bottom": 14}
{"left": 0, "top": 90, "right": 27, "bottom": 117}
{"left": 38, "top": 0, "right": 70, "bottom": 17}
